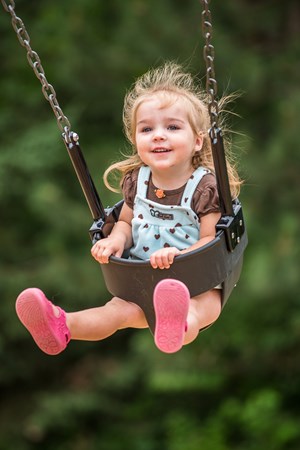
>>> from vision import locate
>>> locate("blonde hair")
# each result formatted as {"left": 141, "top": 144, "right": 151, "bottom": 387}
{"left": 104, "top": 62, "right": 241, "bottom": 198}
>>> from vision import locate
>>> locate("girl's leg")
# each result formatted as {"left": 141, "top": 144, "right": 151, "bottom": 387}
{"left": 153, "top": 280, "right": 222, "bottom": 353}
{"left": 153, "top": 279, "right": 190, "bottom": 354}
{"left": 67, "top": 297, "right": 148, "bottom": 341}
{"left": 16, "top": 288, "right": 148, "bottom": 355}
{"left": 184, "top": 289, "right": 222, "bottom": 345}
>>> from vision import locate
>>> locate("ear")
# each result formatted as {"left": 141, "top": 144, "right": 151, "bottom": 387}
{"left": 194, "top": 134, "right": 203, "bottom": 152}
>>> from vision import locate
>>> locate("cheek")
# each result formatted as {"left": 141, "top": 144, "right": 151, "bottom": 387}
{"left": 135, "top": 135, "right": 141, "bottom": 149}
{"left": 136, "top": 133, "right": 148, "bottom": 148}
{"left": 135, "top": 139, "right": 145, "bottom": 158}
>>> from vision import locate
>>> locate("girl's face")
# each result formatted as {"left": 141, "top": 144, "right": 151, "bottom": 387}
{"left": 134, "top": 95, "right": 203, "bottom": 177}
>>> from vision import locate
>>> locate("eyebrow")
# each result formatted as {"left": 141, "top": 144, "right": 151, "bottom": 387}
{"left": 137, "top": 117, "right": 185, "bottom": 125}
{"left": 166, "top": 117, "right": 185, "bottom": 123}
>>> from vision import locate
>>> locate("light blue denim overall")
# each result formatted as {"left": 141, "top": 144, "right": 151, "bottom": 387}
{"left": 130, "top": 166, "right": 210, "bottom": 260}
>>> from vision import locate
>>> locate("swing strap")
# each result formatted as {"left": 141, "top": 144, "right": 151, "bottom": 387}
{"left": 201, "top": 0, "right": 245, "bottom": 251}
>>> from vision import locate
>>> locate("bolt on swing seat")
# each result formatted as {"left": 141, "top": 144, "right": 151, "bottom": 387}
{"left": 3, "top": 0, "right": 248, "bottom": 334}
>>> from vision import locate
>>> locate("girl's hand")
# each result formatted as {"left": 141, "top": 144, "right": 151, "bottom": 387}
{"left": 91, "top": 237, "right": 125, "bottom": 264}
{"left": 150, "top": 247, "right": 181, "bottom": 270}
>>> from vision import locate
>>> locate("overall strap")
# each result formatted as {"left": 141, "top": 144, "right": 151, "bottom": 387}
{"left": 136, "top": 166, "right": 151, "bottom": 197}
{"left": 181, "top": 167, "right": 210, "bottom": 208}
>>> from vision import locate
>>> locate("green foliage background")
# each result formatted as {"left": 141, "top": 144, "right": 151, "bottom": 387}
{"left": 0, "top": 0, "right": 299, "bottom": 449}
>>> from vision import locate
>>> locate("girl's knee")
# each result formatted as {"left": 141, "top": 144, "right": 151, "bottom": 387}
{"left": 189, "top": 289, "right": 222, "bottom": 329}
{"left": 208, "top": 290, "right": 222, "bottom": 322}
{"left": 107, "top": 297, "right": 147, "bottom": 329}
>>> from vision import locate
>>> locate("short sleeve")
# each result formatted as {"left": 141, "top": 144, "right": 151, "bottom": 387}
{"left": 192, "top": 173, "right": 221, "bottom": 218}
{"left": 122, "top": 169, "right": 138, "bottom": 209}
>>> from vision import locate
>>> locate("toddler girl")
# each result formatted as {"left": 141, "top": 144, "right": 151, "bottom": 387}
{"left": 16, "top": 62, "right": 241, "bottom": 354}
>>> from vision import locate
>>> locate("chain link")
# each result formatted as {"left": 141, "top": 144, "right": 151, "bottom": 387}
{"left": 1, "top": 0, "right": 71, "bottom": 135}
{"left": 201, "top": 0, "right": 219, "bottom": 138}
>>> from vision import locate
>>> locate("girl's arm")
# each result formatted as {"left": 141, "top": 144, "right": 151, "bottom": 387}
{"left": 91, "top": 203, "right": 133, "bottom": 263}
{"left": 181, "top": 211, "right": 221, "bottom": 254}
{"left": 150, "top": 212, "right": 221, "bottom": 270}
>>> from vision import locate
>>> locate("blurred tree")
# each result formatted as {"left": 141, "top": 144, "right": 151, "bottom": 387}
{"left": 0, "top": 0, "right": 299, "bottom": 449}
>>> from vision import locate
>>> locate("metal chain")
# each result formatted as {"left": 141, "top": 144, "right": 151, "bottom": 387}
{"left": 201, "top": 0, "right": 219, "bottom": 138}
{"left": 1, "top": 0, "right": 71, "bottom": 137}
{"left": 3, "top": 0, "right": 218, "bottom": 141}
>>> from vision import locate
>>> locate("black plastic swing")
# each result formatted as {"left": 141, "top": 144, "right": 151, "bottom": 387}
{"left": 63, "top": 128, "right": 247, "bottom": 333}
{"left": 3, "top": 0, "right": 247, "bottom": 334}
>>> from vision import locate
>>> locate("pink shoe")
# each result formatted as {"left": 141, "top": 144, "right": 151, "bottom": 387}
{"left": 153, "top": 279, "right": 190, "bottom": 354}
{"left": 16, "top": 288, "right": 70, "bottom": 355}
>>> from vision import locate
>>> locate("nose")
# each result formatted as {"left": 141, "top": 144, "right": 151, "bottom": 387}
{"left": 153, "top": 128, "right": 166, "bottom": 141}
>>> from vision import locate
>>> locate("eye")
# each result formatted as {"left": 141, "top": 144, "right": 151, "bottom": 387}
{"left": 168, "top": 124, "right": 180, "bottom": 130}
{"left": 141, "top": 126, "right": 152, "bottom": 133}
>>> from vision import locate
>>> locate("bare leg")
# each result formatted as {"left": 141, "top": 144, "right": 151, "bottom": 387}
{"left": 16, "top": 289, "right": 148, "bottom": 355}
{"left": 66, "top": 297, "right": 148, "bottom": 341}
{"left": 16, "top": 286, "right": 220, "bottom": 355}
{"left": 184, "top": 289, "right": 222, "bottom": 345}
{"left": 67, "top": 289, "right": 221, "bottom": 346}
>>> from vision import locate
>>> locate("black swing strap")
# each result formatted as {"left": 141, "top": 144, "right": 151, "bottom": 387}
{"left": 201, "top": 0, "right": 245, "bottom": 252}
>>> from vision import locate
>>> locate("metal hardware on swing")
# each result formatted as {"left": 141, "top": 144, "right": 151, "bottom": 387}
{"left": 201, "top": 0, "right": 245, "bottom": 251}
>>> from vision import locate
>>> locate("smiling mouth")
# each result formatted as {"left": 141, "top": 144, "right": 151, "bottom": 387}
{"left": 152, "top": 148, "right": 171, "bottom": 153}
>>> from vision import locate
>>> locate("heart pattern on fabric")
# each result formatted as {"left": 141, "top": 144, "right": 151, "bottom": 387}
{"left": 130, "top": 165, "right": 206, "bottom": 260}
